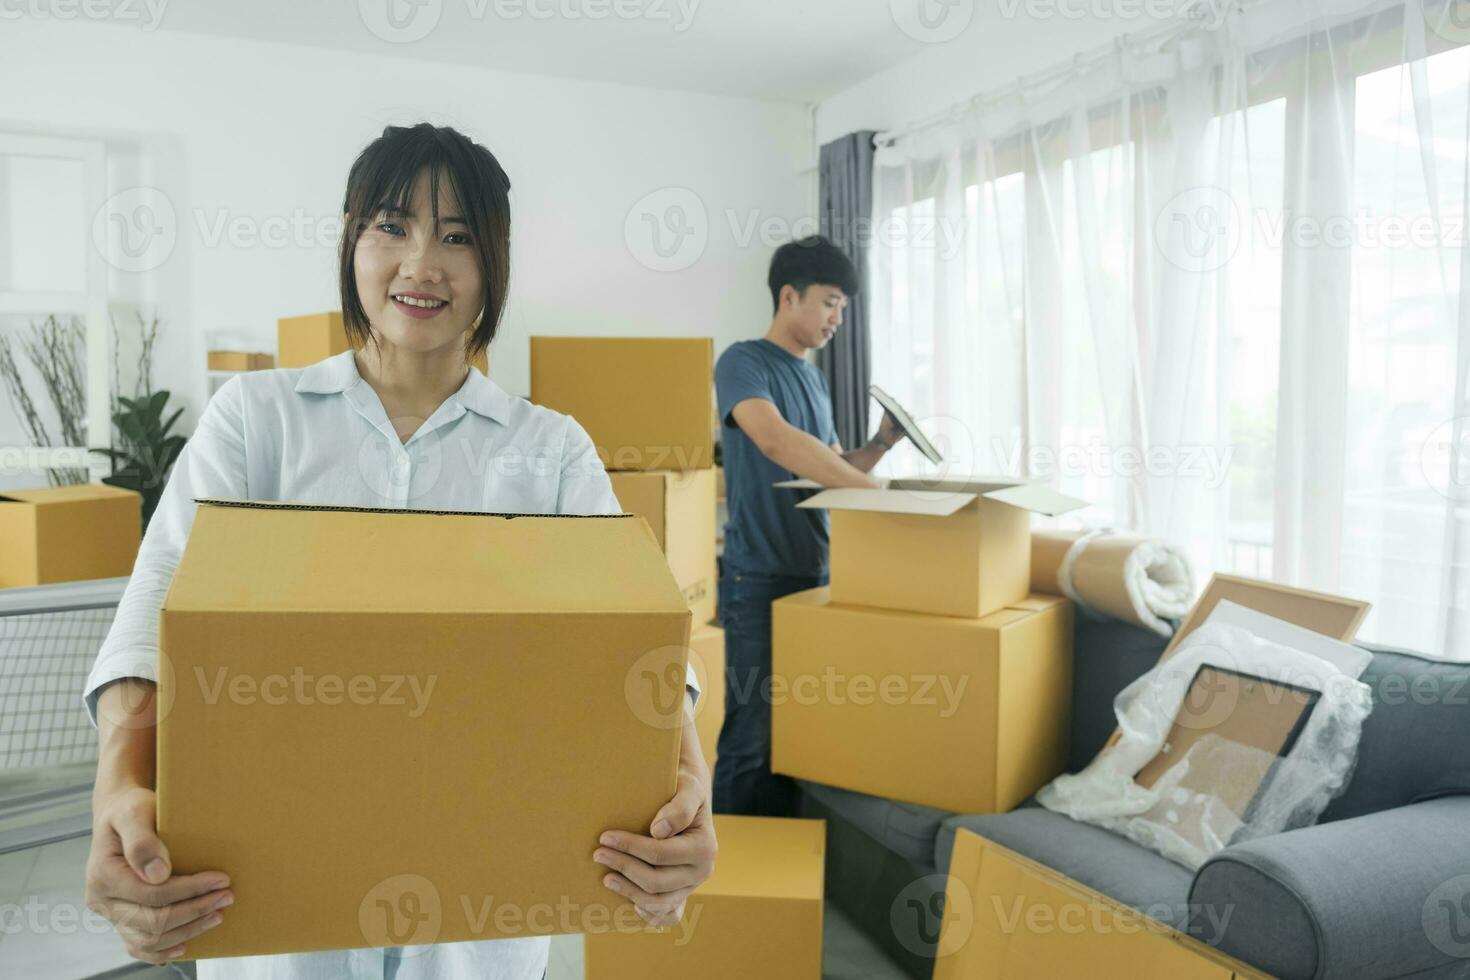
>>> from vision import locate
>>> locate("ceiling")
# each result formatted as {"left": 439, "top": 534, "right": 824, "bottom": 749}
{"left": 144, "top": 0, "right": 942, "bottom": 103}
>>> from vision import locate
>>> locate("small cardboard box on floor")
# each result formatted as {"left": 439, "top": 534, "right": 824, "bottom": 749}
{"left": 932, "top": 830, "right": 1269, "bottom": 979}
{"left": 157, "top": 500, "right": 691, "bottom": 959}
{"left": 0, "top": 484, "right": 141, "bottom": 589}
{"left": 771, "top": 587, "right": 1073, "bottom": 814}
{"left": 610, "top": 469, "right": 717, "bottom": 624}
{"left": 278, "top": 312, "right": 488, "bottom": 373}
{"left": 784, "top": 477, "right": 1088, "bottom": 619}
{"left": 584, "top": 815, "right": 824, "bottom": 980}
{"left": 530, "top": 337, "right": 713, "bottom": 471}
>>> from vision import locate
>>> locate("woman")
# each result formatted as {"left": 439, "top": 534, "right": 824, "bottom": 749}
{"left": 82, "top": 123, "right": 716, "bottom": 979}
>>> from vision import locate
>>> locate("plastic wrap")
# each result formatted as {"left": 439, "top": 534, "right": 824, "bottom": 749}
{"left": 1038, "top": 622, "right": 1373, "bottom": 869}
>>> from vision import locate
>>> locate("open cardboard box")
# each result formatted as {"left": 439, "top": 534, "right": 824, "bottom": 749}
{"left": 157, "top": 499, "right": 692, "bottom": 958}
{"left": 777, "top": 476, "right": 1087, "bottom": 619}
{"left": 932, "top": 830, "right": 1269, "bottom": 979}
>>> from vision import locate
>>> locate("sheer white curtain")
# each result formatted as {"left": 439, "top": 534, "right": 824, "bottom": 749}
{"left": 870, "top": 0, "right": 1470, "bottom": 660}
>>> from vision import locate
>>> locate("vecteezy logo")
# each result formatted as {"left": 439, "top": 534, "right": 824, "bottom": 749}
{"left": 1428, "top": 0, "right": 1470, "bottom": 44}
{"left": 623, "top": 188, "right": 708, "bottom": 273}
{"left": 890, "top": 0, "right": 973, "bottom": 43}
{"left": 1421, "top": 417, "right": 1470, "bottom": 502}
{"left": 359, "top": 0, "right": 442, "bottom": 43}
{"left": 359, "top": 874, "right": 442, "bottom": 951}
{"left": 624, "top": 645, "right": 691, "bottom": 730}
{"left": 1425, "top": 875, "right": 1470, "bottom": 958}
{"left": 91, "top": 187, "right": 177, "bottom": 273}
{"left": 1154, "top": 186, "right": 1243, "bottom": 274}
{"left": 890, "top": 874, "right": 972, "bottom": 957}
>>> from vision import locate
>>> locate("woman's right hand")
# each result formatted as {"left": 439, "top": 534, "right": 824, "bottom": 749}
{"left": 87, "top": 679, "right": 233, "bottom": 965}
{"left": 85, "top": 782, "right": 232, "bottom": 964}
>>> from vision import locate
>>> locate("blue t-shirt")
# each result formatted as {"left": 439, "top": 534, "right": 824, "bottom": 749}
{"left": 716, "top": 339, "right": 839, "bottom": 578}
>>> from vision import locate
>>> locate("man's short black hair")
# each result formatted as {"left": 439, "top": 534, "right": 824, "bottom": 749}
{"left": 767, "top": 235, "right": 859, "bottom": 313}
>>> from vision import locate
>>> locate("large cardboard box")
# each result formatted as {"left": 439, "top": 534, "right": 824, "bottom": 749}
{"left": 157, "top": 500, "right": 692, "bottom": 958}
{"left": 791, "top": 478, "right": 1087, "bottom": 619}
{"left": 530, "top": 337, "right": 714, "bottom": 471}
{"left": 0, "top": 484, "right": 141, "bottom": 588}
{"left": 932, "top": 830, "right": 1269, "bottom": 979}
{"left": 771, "top": 588, "right": 1073, "bottom": 814}
{"left": 584, "top": 815, "right": 824, "bottom": 980}
{"left": 689, "top": 622, "right": 725, "bottom": 773}
{"left": 277, "top": 311, "right": 488, "bottom": 372}
{"left": 610, "top": 469, "right": 716, "bottom": 624}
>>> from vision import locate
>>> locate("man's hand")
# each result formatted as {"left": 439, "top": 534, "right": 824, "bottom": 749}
{"left": 595, "top": 712, "right": 717, "bottom": 927}
{"left": 876, "top": 409, "right": 907, "bottom": 449}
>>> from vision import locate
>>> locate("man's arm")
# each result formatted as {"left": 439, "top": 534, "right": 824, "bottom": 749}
{"left": 730, "top": 398, "right": 880, "bottom": 489}
{"left": 840, "top": 409, "right": 906, "bottom": 474}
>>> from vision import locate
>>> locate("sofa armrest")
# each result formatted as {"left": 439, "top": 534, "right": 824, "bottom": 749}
{"left": 1188, "top": 796, "right": 1470, "bottom": 980}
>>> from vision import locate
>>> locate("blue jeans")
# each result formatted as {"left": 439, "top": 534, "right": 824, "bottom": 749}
{"left": 713, "top": 568, "right": 827, "bottom": 817}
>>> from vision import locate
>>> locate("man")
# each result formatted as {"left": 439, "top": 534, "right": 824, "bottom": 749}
{"left": 713, "top": 235, "right": 906, "bottom": 817}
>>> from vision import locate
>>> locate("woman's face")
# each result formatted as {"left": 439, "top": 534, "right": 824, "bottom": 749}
{"left": 352, "top": 169, "right": 484, "bottom": 359}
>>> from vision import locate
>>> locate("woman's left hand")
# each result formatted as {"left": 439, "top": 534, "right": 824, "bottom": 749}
{"left": 594, "top": 718, "right": 717, "bottom": 927}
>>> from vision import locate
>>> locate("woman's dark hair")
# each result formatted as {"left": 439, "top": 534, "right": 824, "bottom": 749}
{"left": 339, "top": 123, "right": 512, "bottom": 359}
{"left": 767, "top": 235, "right": 859, "bottom": 313}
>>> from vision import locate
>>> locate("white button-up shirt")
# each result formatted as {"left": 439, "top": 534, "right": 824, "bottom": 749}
{"left": 84, "top": 350, "right": 696, "bottom": 980}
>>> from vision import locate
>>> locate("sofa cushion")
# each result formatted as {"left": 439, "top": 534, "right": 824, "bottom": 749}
{"left": 935, "top": 807, "right": 1195, "bottom": 927}
{"left": 796, "top": 779, "right": 950, "bottom": 869}
{"left": 1320, "top": 646, "right": 1470, "bottom": 822}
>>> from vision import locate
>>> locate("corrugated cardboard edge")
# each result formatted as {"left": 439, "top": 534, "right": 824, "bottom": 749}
{"left": 194, "top": 498, "right": 636, "bottom": 519}
{"left": 946, "top": 829, "right": 1273, "bottom": 979}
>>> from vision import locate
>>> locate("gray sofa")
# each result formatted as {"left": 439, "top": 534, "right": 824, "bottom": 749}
{"left": 797, "top": 616, "right": 1470, "bottom": 980}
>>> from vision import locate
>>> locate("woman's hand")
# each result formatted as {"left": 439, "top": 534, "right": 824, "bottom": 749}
{"left": 594, "top": 705, "right": 717, "bottom": 927}
{"left": 85, "top": 679, "right": 232, "bottom": 964}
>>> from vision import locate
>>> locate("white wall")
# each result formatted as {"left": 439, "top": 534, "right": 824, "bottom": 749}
{"left": 816, "top": 9, "right": 1174, "bottom": 145}
{"left": 0, "top": 18, "right": 812, "bottom": 469}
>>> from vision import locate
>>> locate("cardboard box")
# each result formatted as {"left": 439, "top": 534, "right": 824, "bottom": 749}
{"left": 689, "top": 622, "right": 725, "bottom": 773}
{"left": 157, "top": 500, "right": 691, "bottom": 958}
{"left": 530, "top": 337, "right": 714, "bottom": 471}
{"left": 792, "top": 477, "right": 1087, "bottom": 619}
{"left": 277, "top": 311, "right": 488, "bottom": 373}
{"left": 610, "top": 469, "right": 716, "bottom": 624}
{"left": 932, "top": 830, "right": 1269, "bottom": 979}
{"left": 0, "top": 484, "right": 141, "bottom": 588}
{"left": 770, "top": 588, "right": 1073, "bottom": 814}
{"left": 584, "top": 815, "right": 824, "bottom": 980}
{"left": 207, "top": 351, "right": 275, "bottom": 372}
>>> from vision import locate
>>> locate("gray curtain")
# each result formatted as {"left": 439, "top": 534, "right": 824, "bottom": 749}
{"left": 816, "top": 130, "right": 876, "bottom": 451}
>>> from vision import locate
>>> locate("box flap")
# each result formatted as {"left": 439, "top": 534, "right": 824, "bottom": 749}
{"left": 772, "top": 478, "right": 825, "bottom": 490}
{"left": 795, "top": 487, "right": 977, "bottom": 517}
{"left": 165, "top": 499, "right": 688, "bottom": 614}
{"left": 980, "top": 482, "right": 1090, "bottom": 517}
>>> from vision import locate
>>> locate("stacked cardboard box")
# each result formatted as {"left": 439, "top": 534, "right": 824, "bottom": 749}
{"left": 585, "top": 815, "right": 824, "bottom": 979}
{"left": 531, "top": 337, "right": 717, "bottom": 626}
{"left": 771, "top": 477, "right": 1088, "bottom": 813}
{"left": 277, "top": 312, "right": 489, "bottom": 374}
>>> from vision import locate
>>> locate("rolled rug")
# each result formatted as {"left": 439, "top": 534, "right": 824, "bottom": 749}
{"left": 1031, "top": 529, "right": 1195, "bottom": 637}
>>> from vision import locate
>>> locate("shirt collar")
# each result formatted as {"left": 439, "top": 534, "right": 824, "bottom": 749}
{"left": 294, "top": 350, "right": 513, "bottom": 425}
